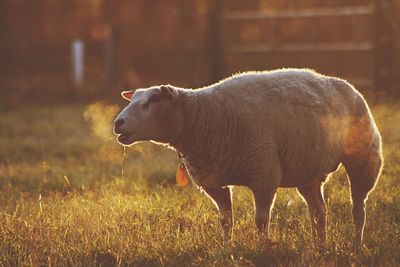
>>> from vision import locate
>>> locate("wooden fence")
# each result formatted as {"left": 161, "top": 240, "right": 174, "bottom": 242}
{"left": 1, "top": 0, "right": 399, "bottom": 102}
{"left": 214, "top": 1, "right": 400, "bottom": 89}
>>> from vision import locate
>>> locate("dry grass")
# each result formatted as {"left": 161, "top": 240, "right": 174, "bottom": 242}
{"left": 0, "top": 102, "right": 399, "bottom": 266}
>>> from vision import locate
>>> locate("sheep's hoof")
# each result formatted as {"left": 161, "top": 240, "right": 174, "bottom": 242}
{"left": 222, "top": 236, "right": 229, "bottom": 246}
{"left": 313, "top": 243, "right": 327, "bottom": 255}
{"left": 260, "top": 237, "right": 278, "bottom": 248}
{"left": 351, "top": 243, "right": 362, "bottom": 256}
{"left": 257, "top": 233, "right": 276, "bottom": 246}
{"left": 266, "top": 238, "right": 278, "bottom": 247}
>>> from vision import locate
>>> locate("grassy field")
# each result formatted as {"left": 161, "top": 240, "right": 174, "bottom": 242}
{"left": 0, "top": 101, "right": 399, "bottom": 266}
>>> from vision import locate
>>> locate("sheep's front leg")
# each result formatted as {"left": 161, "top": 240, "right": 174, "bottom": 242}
{"left": 203, "top": 187, "right": 233, "bottom": 240}
{"left": 252, "top": 187, "right": 277, "bottom": 240}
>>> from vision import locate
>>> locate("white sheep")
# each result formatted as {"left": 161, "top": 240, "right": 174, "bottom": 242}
{"left": 114, "top": 68, "right": 383, "bottom": 248}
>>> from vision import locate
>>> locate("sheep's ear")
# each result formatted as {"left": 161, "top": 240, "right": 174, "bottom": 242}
{"left": 148, "top": 85, "right": 177, "bottom": 103}
{"left": 160, "top": 85, "right": 178, "bottom": 99}
{"left": 121, "top": 90, "right": 134, "bottom": 101}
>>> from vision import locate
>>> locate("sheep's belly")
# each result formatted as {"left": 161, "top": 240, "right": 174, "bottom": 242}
{"left": 279, "top": 159, "right": 341, "bottom": 187}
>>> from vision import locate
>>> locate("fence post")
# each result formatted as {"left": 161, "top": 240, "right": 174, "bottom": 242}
{"left": 210, "top": 0, "right": 223, "bottom": 82}
{"left": 71, "top": 39, "right": 84, "bottom": 87}
{"left": 373, "top": 0, "right": 395, "bottom": 89}
{"left": 104, "top": 29, "right": 117, "bottom": 85}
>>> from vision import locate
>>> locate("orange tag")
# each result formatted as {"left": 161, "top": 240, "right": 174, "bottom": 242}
{"left": 176, "top": 163, "right": 189, "bottom": 186}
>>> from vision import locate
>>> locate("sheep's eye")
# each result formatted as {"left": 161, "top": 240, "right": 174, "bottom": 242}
{"left": 142, "top": 102, "right": 149, "bottom": 109}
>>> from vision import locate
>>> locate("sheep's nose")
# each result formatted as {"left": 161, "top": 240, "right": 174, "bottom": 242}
{"left": 114, "top": 118, "right": 125, "bottom": 134}
{"left": 115, "top": 118, "right": 125, "bottom": 128}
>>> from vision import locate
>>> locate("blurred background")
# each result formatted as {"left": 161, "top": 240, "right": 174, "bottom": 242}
{"left": 1, "top": 3, "right": 400, "bottom": 265}
{"left": 1, "top": 0, "right": 400, "bottom": 107}
{"left": 1, "top": 0, "right": 400, "bottom": 192}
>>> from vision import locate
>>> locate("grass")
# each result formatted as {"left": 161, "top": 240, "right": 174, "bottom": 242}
{"left": 0, "top": 101, "right": 399, "bottom": 266}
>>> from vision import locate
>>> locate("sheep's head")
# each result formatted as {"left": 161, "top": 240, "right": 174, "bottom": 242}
{"left": 113, "top": 85, "right": 182, "bottom": 146}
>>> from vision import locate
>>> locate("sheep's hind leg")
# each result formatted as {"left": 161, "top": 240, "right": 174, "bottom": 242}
{"left": 297, "top": 180, "right": 327, "bottom": 246}
{"left": 202, "top": 187, "right": 233, "bottom": 240}
{"left": 343, "top": 153, "right": 381, "bottom": 250}
{"left": 250, "top": 154, "right": 281, "bottom": 243}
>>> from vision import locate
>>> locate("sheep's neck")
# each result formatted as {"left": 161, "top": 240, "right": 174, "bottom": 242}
{"left": 173, "top": 91, "right": 208, "bottom": 163}
{"left": 172, "top": 90, "right": 245, "bottom": 188}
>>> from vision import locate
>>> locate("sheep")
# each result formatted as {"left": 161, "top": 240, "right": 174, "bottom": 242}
{"left": 113, "top": 68, "right": 383, "bottom": 248}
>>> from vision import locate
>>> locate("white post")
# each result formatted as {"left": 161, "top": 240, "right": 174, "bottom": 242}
{"left": 71, "top": 39, "right": 84, "bottom": 86}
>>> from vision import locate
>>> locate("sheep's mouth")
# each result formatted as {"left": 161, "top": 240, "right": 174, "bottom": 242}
{"left": 117, "top": 132, "right": 135, "bottom": 145}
